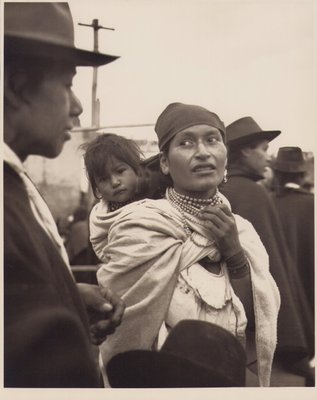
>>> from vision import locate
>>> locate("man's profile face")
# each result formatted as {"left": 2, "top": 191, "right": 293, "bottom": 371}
{"left": 243, "top": 139, "right": 270, "bottom": 177}
{"left": 21, "top": 63, "right": 82, "bottom": 159}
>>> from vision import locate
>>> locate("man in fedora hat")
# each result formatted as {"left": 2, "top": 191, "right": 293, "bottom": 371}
{"left": 4, "top": 3, "right": 125, "bottom": 387}
{"left": 271, "top": 147, "right": 314, "bottom": 318}
{"left": 220, "top": 117, "right": 314, "bottom": 386}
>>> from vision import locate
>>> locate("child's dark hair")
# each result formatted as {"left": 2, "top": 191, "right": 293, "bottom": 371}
{"left": 80, "top": 133, "right": 144, "bottom": 199}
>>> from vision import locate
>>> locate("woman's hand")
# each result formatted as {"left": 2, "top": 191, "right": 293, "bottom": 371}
{"left": 200, "top": 203, "right": 242, "bottom": 259}
{"left": 77, "top": 283, "right": 125, "bottom": 345}
{"left": 201, "top": 204, "right": 255, "bottom": 325}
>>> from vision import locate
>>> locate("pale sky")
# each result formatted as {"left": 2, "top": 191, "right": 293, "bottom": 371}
{"left": 69, "top": 0, "right": 317, "bottom": 155}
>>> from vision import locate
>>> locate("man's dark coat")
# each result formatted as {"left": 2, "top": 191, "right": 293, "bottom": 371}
{"left": 272, "top": 187, "right": 314, "bottom": 314}
{"left": 221, "top": 167, "right": 314, "bottom": 360}
{"left": 4, "top": 163, "right": 100, "bottom": 387}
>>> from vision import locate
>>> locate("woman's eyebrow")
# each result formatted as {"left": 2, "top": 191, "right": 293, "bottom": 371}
{"left": 178, "top": 131, "right": 195, "bottom": 137}
{"left": 205, "top": 129, "right": 220, "bottom": 135}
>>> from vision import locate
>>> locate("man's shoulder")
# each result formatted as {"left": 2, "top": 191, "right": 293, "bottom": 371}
{"left": 221, "top": 176, "right": 266, "bottom": 198}
{"left": 4, "top": 163, "right": 31, "bottom": 218}
{"left": 224, "top": 174, "right": 257, "bottom": 188}
{"left": 273, "top": 187, "right": 314, "bottom": 200}
{"left": 4, "top": 162, "right": 23, "bottom": 188}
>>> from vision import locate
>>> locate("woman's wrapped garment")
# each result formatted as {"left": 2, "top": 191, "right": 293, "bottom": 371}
{"left": 90, "top": 195, "right": 280, "bottom": 387}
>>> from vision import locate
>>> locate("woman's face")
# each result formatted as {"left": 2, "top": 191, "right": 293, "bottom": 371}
{"left": 160, "top": 124, "right": 227, "bottom": 198}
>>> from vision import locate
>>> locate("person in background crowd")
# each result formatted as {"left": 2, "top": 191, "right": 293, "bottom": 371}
{"left": 258, "top": 165, "right": 276, "bottom": 193}
{"left": 271, "top": 147, "right": 314, "bottom": 316}
{"left": 141, "top": 152, "right": 172, "bottom": 199}
{"left": 4, "top": 3, "right": 125, "bottom": 387}
{"left": 92, "top": 103, "right": 280, "bottom": 387}
{"left": 220, "top": 117, "right": 314, "bottom": 386}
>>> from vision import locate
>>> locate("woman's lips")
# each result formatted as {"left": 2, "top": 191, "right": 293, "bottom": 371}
{"left": 192, "top": 164, "right": 216, "bottom": 173}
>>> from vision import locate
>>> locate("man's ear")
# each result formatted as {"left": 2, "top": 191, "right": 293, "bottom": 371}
{"left": 4, "top": 70, "right": 31, "bottom": 109}
{"left": 159, "top": 152, "right": 170, "bottom": 176}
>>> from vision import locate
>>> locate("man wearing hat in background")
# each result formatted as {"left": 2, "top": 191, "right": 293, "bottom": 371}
{"left": 4, "top": 3, "right": 125, "bottom": 387}
{"left": 220, "top": 117, "right": 314, "bottom": 386}
{"left": 271, "top": 147, "right": 314, "bottom": 321}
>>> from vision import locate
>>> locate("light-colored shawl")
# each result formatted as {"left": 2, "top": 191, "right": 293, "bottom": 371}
{"left": 90, "top": 195, "right": 280, "bottom": 387}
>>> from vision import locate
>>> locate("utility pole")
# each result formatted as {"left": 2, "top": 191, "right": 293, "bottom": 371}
{"left": 78, "top": 19, "right": 114, "bottom": 128}
{"left": 78, "top": 20, "right": 115, "bottom": 208}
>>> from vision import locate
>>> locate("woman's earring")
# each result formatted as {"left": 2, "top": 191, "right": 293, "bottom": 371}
{"left": 223, "top": 169, "right": 228, "bottom": 184}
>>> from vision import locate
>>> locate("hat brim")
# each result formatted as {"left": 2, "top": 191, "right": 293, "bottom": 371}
{"left": 228, "top": 130, "right": 281, "bottom": 147}
{"left": 5, "top": 36, "right": 119, "bottom": 67}
{"left": 141, "top": 153, "right": 160, "bottom": 170}
{"left": 106, "top": 350, "right": 244, "bottom": 388}
{"left": 271, "top": 161, "right": 306, "bottom": 173}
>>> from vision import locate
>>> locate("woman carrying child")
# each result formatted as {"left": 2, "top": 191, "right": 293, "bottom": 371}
{"left": 89, "top": 104, "right": 280, "bottom": 387}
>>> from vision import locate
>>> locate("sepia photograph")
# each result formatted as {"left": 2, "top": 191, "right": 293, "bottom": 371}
{"left": 2, "top": 0, "right": 316, "bottom": 399}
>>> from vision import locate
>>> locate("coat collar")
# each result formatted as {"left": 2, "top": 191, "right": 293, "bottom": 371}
{"left": 227, "top": 164, "right": 264, "bottom": 182}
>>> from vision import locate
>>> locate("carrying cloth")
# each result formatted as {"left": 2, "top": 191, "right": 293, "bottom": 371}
{"left": 90, "top": 195, "right": 280, "bottom": 386}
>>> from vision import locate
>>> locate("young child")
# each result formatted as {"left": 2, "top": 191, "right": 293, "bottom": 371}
{"left": 81, "top": 133, "right": 146, "bottom": 211}
{"left": 82, "top": 132, "right": 171, "bottom": 266}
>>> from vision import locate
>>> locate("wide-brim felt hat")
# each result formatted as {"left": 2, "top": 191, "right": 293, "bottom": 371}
{"left": 226, "top": 116, "right": 281, "bottom": 147}
{"left": 106, "top": 320, "right": 246, "bottom": 388}
{"left": 4, "top": 2, "right": 119, "bottom": 67}
{"left": 271, "top": 146, "right": 306, "bottom": 173}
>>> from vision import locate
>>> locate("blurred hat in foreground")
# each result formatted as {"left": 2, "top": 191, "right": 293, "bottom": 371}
{"left": 271, "top": 147, "right": 306, "bottom": 173}
{"left": 106, "top": 320, "right": 246, "bottom": 388}
{"left": 4, "top": 2, "right": 118, "bottom": 66}
{"left": 226, "top": 116, "right": 280, "bottom": 147}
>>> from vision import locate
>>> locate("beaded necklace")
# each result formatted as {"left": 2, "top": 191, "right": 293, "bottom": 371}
{"left": 167, "top": 187, "right": 222, "bottom": 215}
{"left": 166, "top": 187, "right": 223, "bottom": 246}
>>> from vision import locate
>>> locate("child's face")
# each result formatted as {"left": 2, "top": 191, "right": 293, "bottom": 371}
{"left": 95, "top": 157, "right": 139, "bottom": 203}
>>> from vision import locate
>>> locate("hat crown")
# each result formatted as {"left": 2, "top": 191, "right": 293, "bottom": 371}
{"left": 276, "top": 146, "right": 304, "bottom": 162}
{"left": 107, "top": 320, "right": 246, "bottom": 387}
{"left": 4, "top": 3, "right": 74, "bottom": 48}
{"left": 4, "top": 2, "right": 118, "bottom": 67}
{"left": 162, "top": 320, "right": 246, "bottom": 384}
{"left": 227, "top": 116, "right": 262, "bottom": 138}
{"left": 272, "top": 146, "right": 306, "bottom": 172}
{"left": 226, "top": 116, "right": 280, "bottom": 146}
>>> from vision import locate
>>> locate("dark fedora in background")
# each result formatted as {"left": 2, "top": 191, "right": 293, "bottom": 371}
{"left": 4, "top": 2, "right": 118, "bottom": 66}
{"left": 106, "top": 320, "right": 246, "bottom": 388}
{"left": 226, "top": 116, "right": 281, "bottom": 147}
{"left": 271, "top": 147, "right": 306, "bottom": 173}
